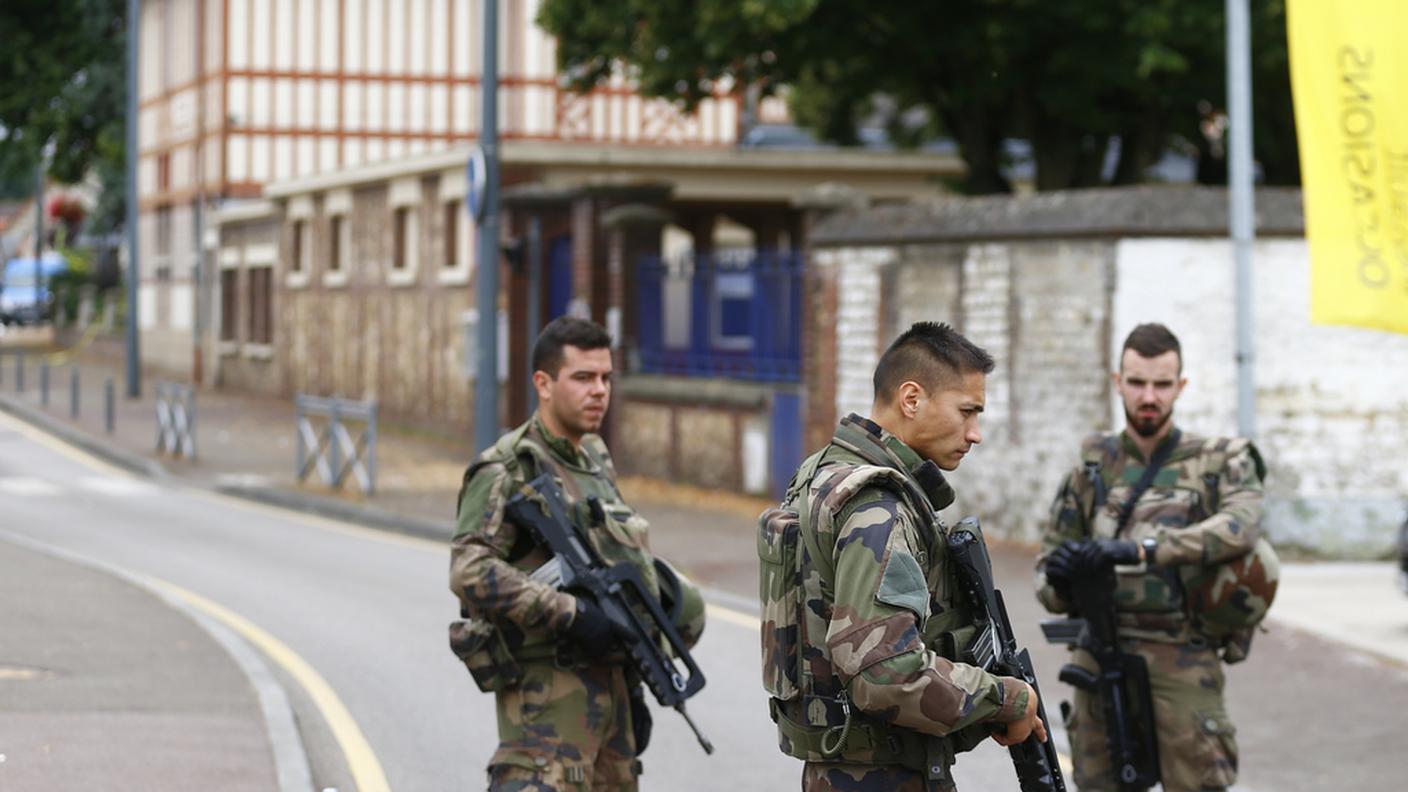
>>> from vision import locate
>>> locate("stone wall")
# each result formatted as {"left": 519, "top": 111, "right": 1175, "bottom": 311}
{"left": 810, "top": 187, "right": 1408, "bottom": 556}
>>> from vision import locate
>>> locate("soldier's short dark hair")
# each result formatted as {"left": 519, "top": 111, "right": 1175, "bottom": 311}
{"left": 532, "top": 316, "right": 612, "bottom": 378}
{"left": 873, "top": 322, "right": 995, "bottom": 402}
{"left": 1121, "top": 323, "right": 1182, "bottom": 372}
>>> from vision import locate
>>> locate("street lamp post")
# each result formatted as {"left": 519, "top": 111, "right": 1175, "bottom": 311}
{"left": 472, "top": 0, "right": 501, "bottom": 453}
{"left": 125, "top": 0, "right": 142, "bottom": 398}
{"left": 1227, "top": 0, "right": 1255, "bottom": 439}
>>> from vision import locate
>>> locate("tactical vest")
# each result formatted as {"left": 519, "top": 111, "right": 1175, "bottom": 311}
{"left": 1075, "top": 432, "right": 1278, "bottom": 656}
{"left": 758, "top": 444, "right": 986, "bottom": 778}
{"left": 456, "top": 419, "right": 659, "bottom": 665}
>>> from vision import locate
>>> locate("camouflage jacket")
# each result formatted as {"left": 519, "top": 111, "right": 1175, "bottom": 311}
{"left": 773, "top": 414, "right": 1029, "bottom": 751}
{"left": 449, "top": 414, "right": 662, "bottom": 661}
{"left": 1035, "top": 427, "right": 1266, "bottom": 643}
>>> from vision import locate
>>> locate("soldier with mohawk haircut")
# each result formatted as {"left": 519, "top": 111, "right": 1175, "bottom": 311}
{"left": 759, "top": 321, "right": 1047, "bottom": 791}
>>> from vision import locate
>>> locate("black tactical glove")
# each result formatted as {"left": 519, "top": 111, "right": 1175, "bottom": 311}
{"left": 563, "top": 596, "right": 637, "bottom": 657}
{"left": 629, "top": 684, "right": 653, "bottom": 756}
{"left": 1075, "top": 538, "right": 1141, "bottom": 573}
{"left": 1043, "top": 539, "right": 1083, "bottom": 602}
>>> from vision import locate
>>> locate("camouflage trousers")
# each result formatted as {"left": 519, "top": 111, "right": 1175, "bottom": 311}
{"left": 487, "top": 661, "right": 640, "bottom": 791}
{"left": 801, "top": 762, "right": 957, "bottom": 792}
{"left": 1064, "top": 641, "right": 1236, "bottom": 792}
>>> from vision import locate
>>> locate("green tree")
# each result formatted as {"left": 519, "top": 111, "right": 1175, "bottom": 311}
{"left": 538, "top": 0, "right": 1299, "bottom": 193}
{"left": 0, "top": 0, "right": 127, "bottom": 224}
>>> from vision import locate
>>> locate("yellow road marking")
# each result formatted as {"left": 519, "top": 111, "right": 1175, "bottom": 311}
{"left": 0, "top": 409, "right": 133, "bottom": 479}
{"left": 145, "top": 576, "right": 391, "bottom": 792}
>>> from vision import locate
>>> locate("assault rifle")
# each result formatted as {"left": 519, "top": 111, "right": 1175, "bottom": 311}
{"left": 505, "top": 473, "right": 714, "bottom": 754}
{"left": 1039, "top": 557, "right": 1160, "bottom": 791}
{"left": 948, "top": 518, "right": 1067, "bottom": 792}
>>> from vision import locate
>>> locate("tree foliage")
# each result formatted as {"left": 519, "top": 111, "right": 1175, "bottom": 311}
{"left": 538, "top": 0, "right": 1298, "bottom": 193}
{"left": 0, "top": 0, "right": 127, "bottom": 222}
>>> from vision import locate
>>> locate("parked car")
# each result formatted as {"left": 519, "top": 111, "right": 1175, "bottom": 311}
{"left": 0, "top": 253, "right": 67, "bottom": 325}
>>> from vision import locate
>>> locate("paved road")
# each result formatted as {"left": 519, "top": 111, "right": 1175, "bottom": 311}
{"left": 6, "top": 409, "right": 1408, "bottom": 791}
{"left": 0, "top": 415, "right": 1051, "bottom": 790}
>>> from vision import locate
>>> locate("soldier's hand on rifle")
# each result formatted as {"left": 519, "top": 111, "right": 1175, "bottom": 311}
{"left": 1075, "top": 538, "right": 1141, "bottom": 573}
{"left": 1043, "top": 539, "right": 1083, "bottom": 601}
{"left": 992, "top": 680, "right": 1048, "bottom": 747}
{"left": 563, "top": 595, "right": 638, "bottom": 656}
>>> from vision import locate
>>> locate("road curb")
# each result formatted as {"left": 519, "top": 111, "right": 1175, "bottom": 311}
{"left": 215, "top": 484, "right": 455, "bottom": 542}
{"left": 0, "top": 393, "right": 168, "bottom": 479}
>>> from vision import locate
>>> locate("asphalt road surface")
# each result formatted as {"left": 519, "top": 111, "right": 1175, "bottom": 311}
{"left": 4, "top": 415, "right": 1406, "bottom": 791}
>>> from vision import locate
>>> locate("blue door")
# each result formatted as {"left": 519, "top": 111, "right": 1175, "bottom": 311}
{"left": 548, "top": 235, "right": 573, "bottom": 319}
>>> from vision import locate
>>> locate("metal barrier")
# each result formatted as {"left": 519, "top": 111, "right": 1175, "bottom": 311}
{"left": 295, "top": 395, "right": 378, "bottom": 494}
{"left": 155, "top": 381, "right": 197, "bottom": 459}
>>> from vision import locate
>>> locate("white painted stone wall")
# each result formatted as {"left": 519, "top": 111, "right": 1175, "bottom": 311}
{"left": 1115, "top": 238, "right": 1408, "bottom": 556}
{"left": 821, "top": 234, "right": 1407, "bottom": 556}
{"left": 827, "top": 247, "right": 892, "bottom": 421}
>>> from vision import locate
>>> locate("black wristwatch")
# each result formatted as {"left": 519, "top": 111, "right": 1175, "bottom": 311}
{"left": 1141, "top": 537, "right": 1159, "bottom": 565}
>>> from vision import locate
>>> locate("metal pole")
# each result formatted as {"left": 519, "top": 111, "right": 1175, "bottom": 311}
{"left": 105, "top": 378, "right": 115, "bottom": 434}
{"left": 16, "top": 352, "right": 25, "bottom": 393}
{"left": 40, "top": 362, "right": 49, "bottom": 406}
{"left": 526, "top": 215, "right": 541, "bottom": 415}
{"left": 125, "top": 0, "right": 142, "bottom": 398}
{"left": 473, "top": 0, "right": 501, "bottom": 453}
{"left": 1227, "top": 0, "right": 1256, "bottom": 439}
{"left": 70, "top": 368, "right": 80, "bottom": 419}
{"left": 34, "top": 161, "right": 44, "bottom": 318}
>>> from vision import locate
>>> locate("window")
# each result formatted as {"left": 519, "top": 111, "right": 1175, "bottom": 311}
{"left": 393, "top": 207, "right": 410, "bottom": 270}
{"left": 220, "top": 269, "right": 238, "bottom": 341}
{"left": 444, "top": 201, "right": 460, "bottom": 269}
{"left": 387, "top": 178, "right": 422, "bottom": 286}
{"left": 438, "top": 196, "right": 473, "bottom": 285}
{"left": 248, "top": 266, "right": 273, "bottom": 345}
{"left": 329, "top": 215, "right": 344, "bottom": 273}
{"left": 291, "top": 220, "right": 308, "bottom": 274}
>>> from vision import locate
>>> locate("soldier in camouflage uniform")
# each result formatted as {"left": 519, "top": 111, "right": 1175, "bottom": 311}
{"left": 450, "top": 317, "right": 705, "bottom": 791}
{"left": 1035, "top": 323, "right": 1268, "bottom": 792}
{"left": 760, "top": 322, "right": 1047, "bottom": 792}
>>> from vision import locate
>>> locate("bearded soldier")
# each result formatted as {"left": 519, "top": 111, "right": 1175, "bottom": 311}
{"left": 450, "top": 316, "right": 705, "bottom": 791}
{"left": 1036, "top": 322, "right": 1275, "bottom": 792}
{"left": 760, "top": 321, "right": 1047, "bottom": 792}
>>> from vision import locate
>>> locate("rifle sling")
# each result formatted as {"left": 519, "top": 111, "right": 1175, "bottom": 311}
{"left": 1114, "top": 428, "right": 1181, "bottom": 536}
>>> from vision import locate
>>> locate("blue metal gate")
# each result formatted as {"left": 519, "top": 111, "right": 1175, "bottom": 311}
{"left": 636, "top": 250, "right": 802, "bottom": 382}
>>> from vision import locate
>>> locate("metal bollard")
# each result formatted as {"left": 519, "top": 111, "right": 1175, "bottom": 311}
{"left": 16, "top": 352, "right": 24, "bottom": 393}
{"left": 40, "top": 362, "right": 49, "bottom": 406}
{"left": 105, "top": 378, "right": 115, "bottom": 434}
{"left": 70, "top": 368, "right": 80, "bottom": 419}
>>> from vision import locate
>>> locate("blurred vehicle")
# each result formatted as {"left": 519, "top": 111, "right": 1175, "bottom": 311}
{"left": 1398, "top": 510, "right": 1408, "bottom": 595}
{"left": 0, "top": 253, "right": 67, "bottom": 325}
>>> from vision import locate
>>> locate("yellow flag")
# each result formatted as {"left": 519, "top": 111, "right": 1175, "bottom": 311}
{"left": 1287, "top": 0, "right": 1408, "bottom": 334}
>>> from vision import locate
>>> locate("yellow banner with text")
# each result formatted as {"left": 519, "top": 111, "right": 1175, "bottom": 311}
{"left": 1288, "top": 0, "right": 1408, "bottom": 334}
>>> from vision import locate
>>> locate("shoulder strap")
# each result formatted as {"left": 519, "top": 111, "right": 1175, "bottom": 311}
{"left": 1115, "top": 428, "right": 1182, "bottom": 535}
{"left": 455, "top": 423, "right": 540, "bottom": 518}
{"left": 1075, "top": 433, "right": 1119, "bottom": 520}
